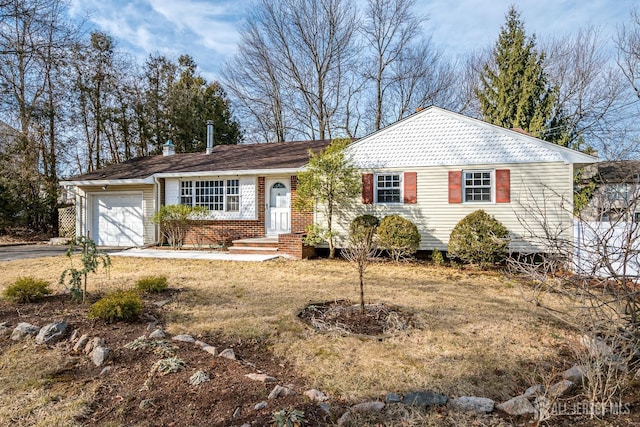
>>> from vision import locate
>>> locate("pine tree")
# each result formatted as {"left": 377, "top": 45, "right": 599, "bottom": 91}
{"left": 476, "top": 6, "right": 570, "bottom": 145}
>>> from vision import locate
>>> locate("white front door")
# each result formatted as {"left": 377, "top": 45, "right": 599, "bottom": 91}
{"left": 265, "top": 179, "right": 291, "bottom": 236}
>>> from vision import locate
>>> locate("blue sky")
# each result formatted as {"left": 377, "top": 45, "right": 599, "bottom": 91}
{"left": 68, "top": 0, "right": 637, "bottom": 82}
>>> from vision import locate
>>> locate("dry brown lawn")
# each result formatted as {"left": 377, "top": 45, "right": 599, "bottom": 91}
{"left": 1, "top": 254, "right": 575, "bottom": 408}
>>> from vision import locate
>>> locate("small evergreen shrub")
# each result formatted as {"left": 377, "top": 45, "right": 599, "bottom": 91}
{"left": 448, "top": 209, "right": 510, "bottom": 268}
{"left": 376, "top": 215, "right": 421, "bottom": 262}
{"left": 431, "top": 248, "right": 445, "bottom": 266}
{"left": 349, "top": 214, "right": 379, "bottom": 245}
{"left": 88, "top": 290, "right": 142, "bottom": 322}
{"left": 136, "top": 276, "right": 168, "bottom": 293}
{"left": 2, "top": 277, "right": 52, "bottom": 303}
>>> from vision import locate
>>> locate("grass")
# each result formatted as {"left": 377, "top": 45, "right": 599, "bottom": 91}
{"left": 0, "top": 255, "right": 574, "bottom": 405}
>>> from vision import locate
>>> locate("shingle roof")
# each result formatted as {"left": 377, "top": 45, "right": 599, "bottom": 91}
{"left": 347, "top": 106, "right": 598, "bottom": 168}
{"left": 66, "top": 139, "right": 332, "bottom": 182}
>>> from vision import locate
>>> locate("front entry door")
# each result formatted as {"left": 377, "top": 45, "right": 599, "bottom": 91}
{"left": 265, "top": 179, "right": 291, "bottom": 236}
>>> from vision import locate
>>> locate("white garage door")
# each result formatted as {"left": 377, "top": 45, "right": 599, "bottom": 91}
{"left": 92, "top": 194, "right": 144, "bottom": 247}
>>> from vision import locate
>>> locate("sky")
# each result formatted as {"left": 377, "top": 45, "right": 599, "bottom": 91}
{"left": 68, "top": 0, "right": 638, "bottom": 81}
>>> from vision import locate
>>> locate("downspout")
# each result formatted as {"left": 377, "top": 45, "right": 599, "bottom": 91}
{"left": 154, "top": 175, "right": 162, "bottom": 246}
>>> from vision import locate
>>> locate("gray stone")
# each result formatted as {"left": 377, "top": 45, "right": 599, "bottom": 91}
{"left": 149, "top": 329, "right": 166, "bottom": 339}
{"left": 154, "top": 299, "right": 171, "bottom": 307}
{"left": 73, "top": 334, "right": 89, "bottom": 352}
{"left": 11, "top": 322, "right": 40, "bottom": 341}
{"left": 92, "top": 346, "right": 110, "bottom": 366}
{"left": 35, "top": 321, "right": 67, "bottom": 345}
{"left": 496, "top": 395, "right": 536, "bottom": 416}
{"left": 318, "top": 403, "right": 331, "bottom": 414}
{"left": 523, "top": 384, "right": 544, "bottom": 398}
{"left": 268, "top": 385, "right": 296, "bottom": 400}
{"left": 385, "top": 393, "right": 402, "bottom": 403}
{"left": 547, "top": 380, "right": 575, "bottom": 397}
{"left": 218, "top": 348, "right": 236, "bottom": 360}
{"left": 240, "top": 424, "right": 251, "bottom": 427}
{"left": 304, "top": 388, "right": 328, "bottom": 402}
{"left": 337, "top": 411, "right": 352, "bottom": 427}
{"left": 403, "top": 391, "right": 448, "bottom": 408}
{"left": 450, "top": 396, "right": 494, "bottom": 414}
{"left": 202, "top": 345, "right": 218, "bottom": 356}
{"left": 0, "top": 325, "right": 10, "bottom": 338}
{"left": 85, "top": 337, "right": 104, "bottom": 354}
{"left": 254, "top": 401, "right": 268, "bottom": 410}
{"left": 69, "top": 329, "right": 79, "bottom": 342}
{"left": 172, "top": 334, "right": 195, "bottom": 343}
{"left": 562, "top": 365, "right": 587, "bottom": 384}
{"left": 100, "top": 366, "right": 113, "bottom": 376}
{"left": 246, "top": 373, "right": 277, "bottom": 383}
{"left": 351, "top": 401, "right": 385, "bottom": 413}
{"left": 194, "top": 340, "right": 208, "bottom": 348}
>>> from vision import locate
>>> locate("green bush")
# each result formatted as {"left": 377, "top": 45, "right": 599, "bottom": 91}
{"left": 349, "top": 214, "right": 379, "bottom": 245}
{"left": 88, "top": 290, "right": 142, "bottom": 322}
{"left": 136, "top": 276, "right": 168, "bottom": 293}
{"left": 447, "top": 210, "right": 510, "bottom": 268}
{"left": 376, "top": 215, "right": 421, "bottom": 262}
{"left": 431, "top": 248, "right": 445, "bottom": 266}
{"left": 2, "top": 277, "right": 52, "bottom": 303}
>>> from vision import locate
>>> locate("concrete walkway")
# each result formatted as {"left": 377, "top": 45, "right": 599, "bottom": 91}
{"left": 110, "top": 247, "right": 285, "bottom": 262}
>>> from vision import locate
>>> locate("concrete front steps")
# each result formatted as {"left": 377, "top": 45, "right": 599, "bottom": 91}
{"left": 228, "top": 237, "right": 279, "bottom": 255}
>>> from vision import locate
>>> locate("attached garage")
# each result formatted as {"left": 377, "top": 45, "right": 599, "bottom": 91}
{"left": 91, "top": 193, "right": 144, "bottom": 247}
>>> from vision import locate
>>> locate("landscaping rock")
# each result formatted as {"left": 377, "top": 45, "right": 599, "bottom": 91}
{"left": 304, "top": 389, "right": 328, "bottom": 402}
{"left": 69, "top": 329, "right": 79, "bottom": 342}
{"left": 337, "top": 411, "right": 352, "bottom": 426}
{"left": 245, "top": 373, "right": 277, "bottom": 383}
{"left": 100, "top": 366, "right": 113, "bottom": 376}
{"left": 73, "top": 334, "right": 89, "bottom": 352}
{"left": 403, "top": 391, "right": 448, "bottom": 408}
{"left": 0, "top": 324, "right": 10, "bottom": 338}
{"left": 523, "top": 384, "right": 544, "bottom": 398}
{"left": 547, "top": 380, "right": 575, "bottom": 397}
{"left": 139, "top": 398, "right": 155, "bottom": 410}
{"left": 172, "top": 334, "right": 195, "bottom": 343}
{"left": 385, "top": 393, "right": 402, "bottom": 403}
{"left": 450, "top": 396, "right": 494, "bottom": 413}
{"left": 149, "top": 329, "right": 166, "bottom": 339}
{"left": 562, "top": 365, "right": 587, "bottom": 384}
{"left": 219, "top": 348, "right": 236, "bottom": 360}
{"left": 92, "top": 346, "right": 110, "bottom": 366}
{"left": 351, "top": 401, "right": 385, "bottom": 413}
{"left": 10, "top": 323, "right": 40, "bottom": 341}
{"left": 268, "top": 385, "right": 295, "bottom": 399}
{"left": 85, "top": 337, "right": 105, "bottom": 354}
{"left": 254, "top": 401, "right": 268, "bottom": 410}
{"left": 318, "top": 403, "right": 331, "bottom": 414}
{"left": 202, "top": 345, "right": 218, "bottom": 356}
{"left": 154, "top": 299, "right": 171, "bottom": 307}
{"left": 496, "top": 395, "right": 536, "bottom": 416}
{"left": 35, "top": 321, "right": 67, "bottom": 345}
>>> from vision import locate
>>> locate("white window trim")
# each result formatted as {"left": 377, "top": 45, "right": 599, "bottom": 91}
{"left": 462, "top": 169, "right": 495, "bottom": 204}
{"left": 180, "top": 179, "right": 240, "bottom": 212}
{"left": 374, "top": 173, "right": 403, "bottom": 205}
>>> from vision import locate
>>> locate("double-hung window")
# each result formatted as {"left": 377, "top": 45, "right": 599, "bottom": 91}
{"left": 376, "top": 174, "right": 401, "bottom": 203}
{"left": 464, "top": 170, "right": 492, "bottom": 202}
{"left": 180, "top": 179, "right": 240, "bottom": 212}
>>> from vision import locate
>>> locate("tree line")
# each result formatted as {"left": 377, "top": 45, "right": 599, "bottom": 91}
{"left": 0, "top": 0, "right": 639, "bottom": 235}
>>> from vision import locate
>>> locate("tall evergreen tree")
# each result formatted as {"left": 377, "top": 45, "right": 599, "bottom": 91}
{"left": 476, "top": 6, "right": 570, "bottom": 145}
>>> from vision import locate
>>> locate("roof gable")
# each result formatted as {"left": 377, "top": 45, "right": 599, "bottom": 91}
{"left": 347, "top": 106, "right": 598, "bottom": 168}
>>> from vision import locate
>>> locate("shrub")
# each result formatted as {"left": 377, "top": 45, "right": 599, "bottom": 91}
{"left": 136, "top": 276, "right": 168, "bottom": 293}
{"left": 448, "top": 209, "right": 510, "bottom": 268}
{"left": 150, "top": 204, "right": 208, "bottom": 249}
{"left": 431, "top": 248, "right": 445, "bottom": 266}
{"left": 2, "top": 277, "right": 52, "bottom": 303}
{"left": 376, "top": 215, "right": 421, "bottom": 262}
{"left": 350, "top": 214, "right": 379, "bottom": 246}
{"left": 88, "top": 290, "right": 142, "bottom": 322}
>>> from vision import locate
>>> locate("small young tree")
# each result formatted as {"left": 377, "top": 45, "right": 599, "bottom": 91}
{"left": 150, "top": 204, "right": 208, "bottom": 249}
{"left": 448, "top": 210, "right": 510, "bottom": 268}
{"left": 59, "top": 236, "right": 111, "bottom": 303}
{"left": 342, "top": 214, "right": 379, "bottom": 314}
{"left": 376, "top": 215, "right": 421, "bottom": 262}
{"left": 294, "top": 138, "right": 361, "bottom": 258}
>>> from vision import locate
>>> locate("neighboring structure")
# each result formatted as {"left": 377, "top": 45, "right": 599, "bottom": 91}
{"left": 334, "top": 106, "right": 598, "bottom": 252}
{"left": 61, "top": 106, "right": 599, "bottom": 256}
{"left": 61, "top": 138, "right": 330, "bottom": 255}
{"left": 577, "top": 160, "right": 640, "bottom": 222}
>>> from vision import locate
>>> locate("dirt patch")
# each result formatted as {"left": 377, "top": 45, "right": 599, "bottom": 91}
{"left": 0, "top": 291, "right": 331, "bottom": 427}
{"left": 297, "top": 300, "right": 416, "bottom": 337}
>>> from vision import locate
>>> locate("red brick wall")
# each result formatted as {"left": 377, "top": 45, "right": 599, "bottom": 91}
{"left": 290, "top": 176, "right": 314, "bottom": 233}
{"left": 278, "top": 232, "right": 315, "bottom": 259}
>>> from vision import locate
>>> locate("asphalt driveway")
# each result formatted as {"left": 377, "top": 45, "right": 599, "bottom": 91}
{"left": 0, "top": 244, "right": 123, "bottom": 262}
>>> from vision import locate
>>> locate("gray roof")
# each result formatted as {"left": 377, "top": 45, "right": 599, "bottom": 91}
{"left": 65, "top": 140, "right": 332, "bottom": 182}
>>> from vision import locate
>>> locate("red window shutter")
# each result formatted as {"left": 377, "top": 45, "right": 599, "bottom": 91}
{"left": 362, "top": 173, "right": 374, "bottom": 204}
{"left": 448, "top": 171, "right": 462, "bottom": 203}
{"left": 495, "top": 169, "right": 510, "bottom": 203}
{"left": 404, "top": 172, "right": 417, "bottom": 204}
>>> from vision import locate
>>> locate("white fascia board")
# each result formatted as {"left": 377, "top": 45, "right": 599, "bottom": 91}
{"left": 60, "top": 177, "right": 155, "bottom": 186}
{"left": 154, "top": 168, "right": 303, "bottom": 178}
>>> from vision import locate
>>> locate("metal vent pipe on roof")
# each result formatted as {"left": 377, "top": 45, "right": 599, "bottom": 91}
{"left": 206, "top": 120, "right": 214, "bottom": 154}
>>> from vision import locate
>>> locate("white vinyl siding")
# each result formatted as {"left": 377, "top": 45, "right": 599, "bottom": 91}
{"left": 323, "top": 162, "right": 574, "bottom": 253}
